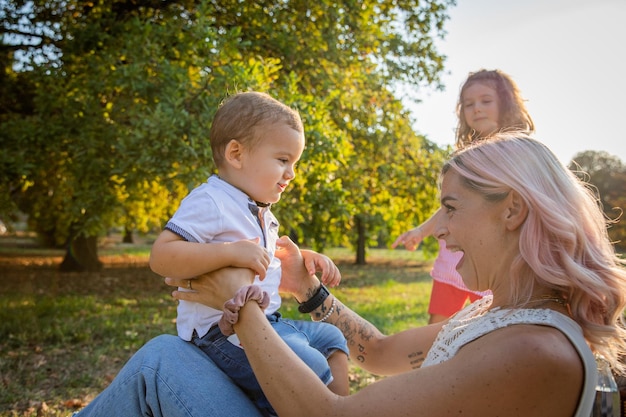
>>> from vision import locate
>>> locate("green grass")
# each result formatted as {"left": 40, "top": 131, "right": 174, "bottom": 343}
{"left": 0, "top": 240, "right": 434, "bottom": 416}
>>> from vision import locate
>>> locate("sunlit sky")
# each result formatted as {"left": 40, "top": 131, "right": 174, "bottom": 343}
{"left": 407, "top": 0, "right": 626, "bottom": 165}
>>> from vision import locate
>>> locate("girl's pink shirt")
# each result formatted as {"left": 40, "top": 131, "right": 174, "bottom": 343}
{"left": 431, "top": 239, "right": 490, "bottom": 296}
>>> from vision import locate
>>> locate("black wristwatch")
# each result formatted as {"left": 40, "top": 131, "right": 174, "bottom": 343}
{"left": 298, "top": 284, "right": 330, "bottom": 313}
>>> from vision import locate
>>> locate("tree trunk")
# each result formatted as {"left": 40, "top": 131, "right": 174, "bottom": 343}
{"left": 60, "top": 235, "right": 103, "bottom": 272}
{"left": 122, "top": 227, "right": 134, "bottom": 243}
{"left": 355, "top": 215, "right": 367, "bottom": 265}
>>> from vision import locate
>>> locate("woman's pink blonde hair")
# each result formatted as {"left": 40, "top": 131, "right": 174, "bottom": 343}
{"left": 443, "top": 132, "right": 626, "bottom": 373}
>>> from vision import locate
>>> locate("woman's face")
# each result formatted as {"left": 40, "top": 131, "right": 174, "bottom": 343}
{"left": 462, "top": 83, "right": 500, "bottom": 138}
{"left": 436, "top": 171, "right": 510, "bottom": 292}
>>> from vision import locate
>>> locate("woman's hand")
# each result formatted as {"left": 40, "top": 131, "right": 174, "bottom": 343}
{"left": 164, "top": 267, "right": 255, "bottom": 309}
{"left": 275, "top": 236, "right": 321, "bottom": 302}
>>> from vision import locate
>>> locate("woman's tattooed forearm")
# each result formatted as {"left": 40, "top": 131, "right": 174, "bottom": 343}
{"left": 356, "top": 343, "right": 367, "bottom": 363}
{"left": 313, "top": 296, "right": 428, "bottom": 369}
{"left": 334, "top": 304, "right": 378, "bottom": 364}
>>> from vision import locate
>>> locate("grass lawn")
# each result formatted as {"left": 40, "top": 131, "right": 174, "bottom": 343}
{"left": 0, "top": 235, "right": 435, "bottom": 417}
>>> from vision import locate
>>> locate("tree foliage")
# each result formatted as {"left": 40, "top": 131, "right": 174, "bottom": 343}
{"left": 1, "top": 0, "right": 454, "bottom": 269}
{"left": 569, "top": 150, "right": 626, "bottom": 251}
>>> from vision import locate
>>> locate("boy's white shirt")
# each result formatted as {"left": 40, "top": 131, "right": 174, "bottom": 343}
{"left": 165, "top": 175, "right": 282, "bottom": 341}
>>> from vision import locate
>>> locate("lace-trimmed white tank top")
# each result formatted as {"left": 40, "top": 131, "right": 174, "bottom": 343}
{"left": 423, "top": 295, "right": 597, "bottom": 417}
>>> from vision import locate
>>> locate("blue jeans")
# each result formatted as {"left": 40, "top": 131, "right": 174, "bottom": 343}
{"left": 73, "top": 334, "right": 264, "bottom": 417}
{"left": 193, "top": 313, "right": 348, "bottom": 416}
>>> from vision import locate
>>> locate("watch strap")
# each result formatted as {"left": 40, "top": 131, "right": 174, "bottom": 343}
{"left": 297, "top": 284, "right": 330, "bottom": 313}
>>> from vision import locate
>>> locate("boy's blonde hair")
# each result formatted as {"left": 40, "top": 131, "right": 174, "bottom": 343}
{"left": 210, "top": 91, "right": 303, "bottom": 168}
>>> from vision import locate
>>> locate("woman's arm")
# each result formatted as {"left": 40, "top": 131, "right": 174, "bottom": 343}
{"left": 307, "top": 293, "right": 443, "bottom": 376}
{"left": 170, "top": 236, "right": 443, "bottom": 376}
{"left": 275, "top": 235, "right": 443, "bottom": 374}
{"left": 232, "top": 299, "right": 583, "bottom": 417}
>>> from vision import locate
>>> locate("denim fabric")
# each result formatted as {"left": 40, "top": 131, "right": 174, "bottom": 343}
{"left": 73, "top": 335, "right": 264, "bottom": 417}
{"left": 194, "top": 313, "right": 348, "bottom": 416}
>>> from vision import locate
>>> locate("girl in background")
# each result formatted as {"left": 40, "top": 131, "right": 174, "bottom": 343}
{"left": 393, "top": 69, "right": 535, "bottom": 323}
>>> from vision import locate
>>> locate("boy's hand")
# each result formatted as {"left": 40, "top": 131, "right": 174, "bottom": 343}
{"left": 300, "top": 249, "right": 341, "bottom": 287}
{"left": 228, "top": 238, "right": 271, "bottom": 280}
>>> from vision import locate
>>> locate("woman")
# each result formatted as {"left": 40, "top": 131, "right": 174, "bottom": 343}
{"left": 75, "top": 132, "right": 626, "bottom": 417}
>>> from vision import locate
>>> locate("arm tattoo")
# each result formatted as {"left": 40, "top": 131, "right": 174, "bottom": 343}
{"left": 356, "top": 343, "right": 367, "bottom": 363}
{"left": 331, "top": 298, "right": 427, "bottom": 369}
{"left": 304, "top": 286, "right": 318, "bottom": 301}
{"left": 312, "top": 300, "right": 329, "bottom": 321}
{"left": 333, "top": 301, "right": 379, "bottom": 364}
{"left": 408, "top": 350, "right": 425, "bottom": 369}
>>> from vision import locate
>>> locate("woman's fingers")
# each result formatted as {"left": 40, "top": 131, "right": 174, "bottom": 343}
{"left": 164, "top": 277, "right": 195, "bottom": 290}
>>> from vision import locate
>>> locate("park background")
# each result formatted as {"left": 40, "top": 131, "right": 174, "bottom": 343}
{"left": 1, "top": 1, "right": 624, "bottom": 416}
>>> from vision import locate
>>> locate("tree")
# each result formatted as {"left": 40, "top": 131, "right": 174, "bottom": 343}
{"left": 1, "top": 0, "right": 454, "bottom": 269}
{"left": 569, "top": 150, "right": 626, "bottom": 251}
{"left": 2, "top": 1, "right": 287, "bottom": 269}
{"left": 202, "top": 0, "right": 453, "bottom": 261}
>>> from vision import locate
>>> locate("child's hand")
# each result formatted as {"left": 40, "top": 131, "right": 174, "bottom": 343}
{"left": 228, "top": 238, "right": 271, "bottom": 280}
{"left": 300, "top": 249, "right": 341, "bottom": 288}
{"left": 391, "top": 226, "right": 425, "bottom": 251}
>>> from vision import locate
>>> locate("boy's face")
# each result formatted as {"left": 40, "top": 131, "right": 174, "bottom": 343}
{"left": 462, "top": 82, "right": 500, "bottom": 137}
{"left": 238, "top": 122, "right": 305, "bottom": 204}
